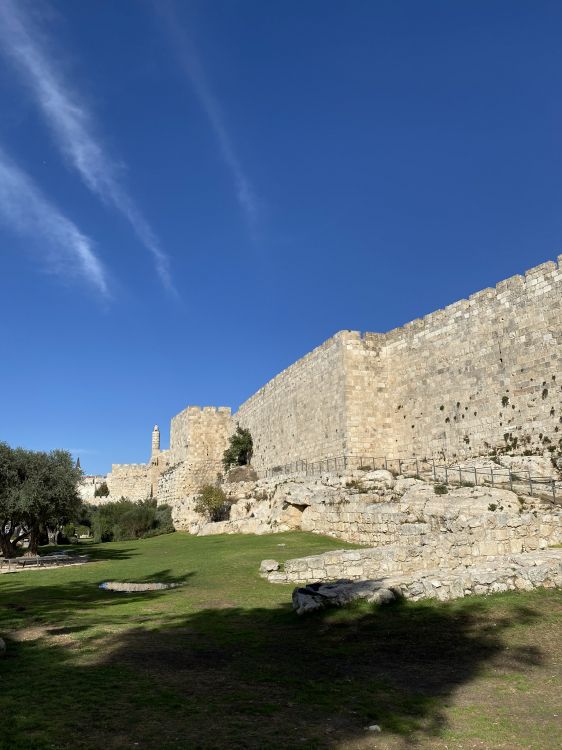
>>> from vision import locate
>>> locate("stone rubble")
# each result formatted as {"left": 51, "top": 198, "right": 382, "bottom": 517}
{"left": 289, "top": 549, "right": 562, "bottom": 610}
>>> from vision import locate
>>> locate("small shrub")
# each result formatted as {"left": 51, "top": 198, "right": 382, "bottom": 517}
{"left": 194, "top": 485, "right": 231, "bottom": 522}
{"left": 91, "top": 498, "right": 172, "bottom": 542}
{"left": 434, "top": 484, "right": 448, "bottom": 495}
{"left": 502, "top": 396, "right": 509, "bottom": 407}
{"left": 488, "top": 503, "right": 497, "bottom": 512}
{"left": 94, "top": 481, "right": 109, "bottom": 497}
{"left": 345, "top": 479, "right": 368, "bottom": 492}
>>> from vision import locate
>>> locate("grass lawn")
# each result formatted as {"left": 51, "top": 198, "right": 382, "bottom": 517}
{"left": 1, "top": 531, "right": 562, "bottom": 750}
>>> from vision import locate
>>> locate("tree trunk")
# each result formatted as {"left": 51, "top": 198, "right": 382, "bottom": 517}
{"left": 27, "top": 524, "right": 41, "bottom": 556}
{"left": 47, "top": 527, "right": 59, "bottom": 545}
{"left": 0, "top": 534, "right": 17, "bottom": 559}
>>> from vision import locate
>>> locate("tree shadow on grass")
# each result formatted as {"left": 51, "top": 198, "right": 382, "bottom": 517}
{"left": 0, "top": 572, "right": 194, "bottom": 635}
{"left": 0, "top": 591, "right": 546, "bottom": 750}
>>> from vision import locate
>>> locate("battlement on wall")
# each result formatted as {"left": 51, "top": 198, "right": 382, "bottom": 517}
{"left": 379, "top": 255, "right": 562, "bottom": 342}
{"left": 173, "top": 405, "right": 231, "bottom": 417}
{"left": 110, "top": 463, "right": 148, "bottom": 474}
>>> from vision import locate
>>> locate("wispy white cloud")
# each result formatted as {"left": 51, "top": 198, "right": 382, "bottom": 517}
{"left": 155, "top": 1, "right": 259, "bottom": 234}
{"left": 0, "top": 146, "right": 109, "bottom": 295}
{"left": 0, "top": 0, "right": 174, "bottom": 292}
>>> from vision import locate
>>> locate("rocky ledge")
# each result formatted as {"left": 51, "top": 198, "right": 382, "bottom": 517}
{"left": 290, "top": 549, "right": 562, "bottom": 612}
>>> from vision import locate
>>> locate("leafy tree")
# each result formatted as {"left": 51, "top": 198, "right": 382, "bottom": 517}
{"left": 0, "top": 443, "right": 27, "bottom": 558}
{"left": 94, "top": 481, "right": 109, "bottom": 497}
{"left": 18, "top": 449, "right": 83, "bottom": 552}
{"left": 222, "top": 426, "right": 253, "bottom": 471}
{"left": 0, "top": 443, "right": 82, "bottom": 556}
{"left": 194, "top": 485, "right": 230, "bottom": 522}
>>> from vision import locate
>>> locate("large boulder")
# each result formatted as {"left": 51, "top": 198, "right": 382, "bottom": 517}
{"left": 292, "top": 580, "right": 397, "bottom": 615}
{"left": 497, "top": 454, "right": 560, "bottom": 480}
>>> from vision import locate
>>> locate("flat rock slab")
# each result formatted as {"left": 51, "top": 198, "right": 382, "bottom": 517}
{"left": 99, "top": 581, "right": 183, "bottom": 593}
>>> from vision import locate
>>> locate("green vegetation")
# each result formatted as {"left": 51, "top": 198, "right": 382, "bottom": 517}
{"left": 0, "top": 532, "right": 561, "bottom": 750}
{"left": 194, "top": 484, "right": 230, "bottom": 522}
{"left": 93, "top": 480, "right": 109, "bottom": 497}
{"left": 434, "top": 483, "right": 448, "bottom": 495}
{"left": 222, "top": 425, "right": 253, "bottom": 470}
{"left": 90, "top": 498, "right": 174, "bottom": 542}
{"left": 0, "top": 442, "right": 82, "bottom": 556}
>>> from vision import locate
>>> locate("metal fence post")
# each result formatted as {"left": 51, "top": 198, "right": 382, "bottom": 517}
{"left": 474, "top": 467, "right": 477, "bottom": 486}
{"left": 398, "top": 459, "right": 402, "bottom": 475}
{"left": 458, "top": 467, "right": 462, "bottom": 485}
{"left": 509, "top": 471, "right": 513, "bottom": 492}
{"left": 444, "top": 466, "right": 448, "bottom": 484}
{"left": 432, "top": 461, "right": 436, "bottom": 481}
{"left": 552, "top": 480, "right": 556, "bottom": 503}
{"left": 385, "top": 456, "right": 388, "bottom": 471}
{"left": 416, "top": 458, "right": 419, "bottom": 476}
{"left": 529, "top": 476, "right": 533, "bottom": 496}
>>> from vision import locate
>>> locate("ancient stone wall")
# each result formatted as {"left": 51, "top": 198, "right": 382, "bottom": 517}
{"left": 378, "top": 257, "right": 562, "bottom": 459}
{"left": 235, "top": 256, "right": 562, "bottom": 468}
{"left": 157, "top": 460, "right": 223, "bottom": 505}
{"left": 300, "top": 502, "right": 562, "bottom": 552}
{"left": 266, "top": 509, "right": 562, "bottom": 584}
{"left": 170, "top": 406, "right": 233, "bottom": 466}
{"left": 236, "top": 332, "right": 350, "bottom": 471}
{"left": 78, "top": 475, "right": 106, "bottom": 501}
{"left": 106, "top": 464, "right": 151, "bottom": 502}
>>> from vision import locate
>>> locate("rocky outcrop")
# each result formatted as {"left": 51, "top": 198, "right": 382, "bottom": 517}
{"left": 290, "top": 549, "right": 562, "bottom": 609}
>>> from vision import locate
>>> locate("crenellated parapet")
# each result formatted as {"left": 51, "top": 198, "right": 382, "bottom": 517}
{"left": 235, "top": 255, "right": 562, "bottom": 468}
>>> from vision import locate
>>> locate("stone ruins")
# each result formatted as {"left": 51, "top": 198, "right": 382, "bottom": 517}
{"left": 81, "top": 256, "right": 562, "bottom": 607}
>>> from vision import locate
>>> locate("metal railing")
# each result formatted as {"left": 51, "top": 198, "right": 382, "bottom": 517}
{"left": 262, "top": 454, "right": 562, "bottom": 502}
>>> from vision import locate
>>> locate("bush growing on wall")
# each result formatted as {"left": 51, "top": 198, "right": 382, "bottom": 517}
{"left": 194, "top": 485, "right": 231, "bottom": 522}
{"left": 223, "top": 426, "right": 253, "bottom": 470}
{"left": 94, "top": 481, "right": 109, "bottom": 497}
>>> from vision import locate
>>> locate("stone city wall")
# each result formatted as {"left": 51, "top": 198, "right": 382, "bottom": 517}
{"left": 379, "top": 258, "right": 562, "bottom": 458}
{"left": 236, "top": 256, "right": 562, "bottom": 470}
{"left": 106, "top": 464, "right": 151, "bottom": 502}
{"left": 235, "top": 333, "right": 350, "bottom": 471}
{"left": 170, "top": 406, "right": 233, "bottom": 466}
{"left": 78, "top": 475, "right": 106, "bottom": 501}
{"left": 300, "top": 503, "right": 562, "bottom": 554}
{"left": 157, "top": 460, "right": 223, "bottom": 505}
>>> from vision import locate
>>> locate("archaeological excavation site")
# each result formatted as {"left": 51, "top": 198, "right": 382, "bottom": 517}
{"left": 82, "top": 256, "right": 562, "bottom": 610}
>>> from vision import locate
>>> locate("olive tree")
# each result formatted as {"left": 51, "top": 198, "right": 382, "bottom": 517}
{"left": 0, "top": 442, "right": 82, "bottom": 556}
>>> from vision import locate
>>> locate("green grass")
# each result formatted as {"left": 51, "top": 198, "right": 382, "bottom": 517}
{"left": 1, "top": 531, "right": 562, "bottom": 750}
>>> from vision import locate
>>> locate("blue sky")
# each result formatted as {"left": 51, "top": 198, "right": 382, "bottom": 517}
{"left": 1, "top": 0, "right": 561, "bottom": 475}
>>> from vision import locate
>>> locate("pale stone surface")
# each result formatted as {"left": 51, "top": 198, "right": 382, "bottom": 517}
{"left": 281, "top": 549, "right": 562, "bottom": 605}
{"left": 292, "top": 580, "right": 397, "bottom": 615}
{"left": 236, "top": 257, "right": 562, "bottom": 469}
{"left": 260, "top": 559, "right": 280, "bottom": 573}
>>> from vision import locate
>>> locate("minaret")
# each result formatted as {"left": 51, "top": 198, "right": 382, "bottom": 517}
{"left": 151, "top": 424, "right": 160, "bottom": 460}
